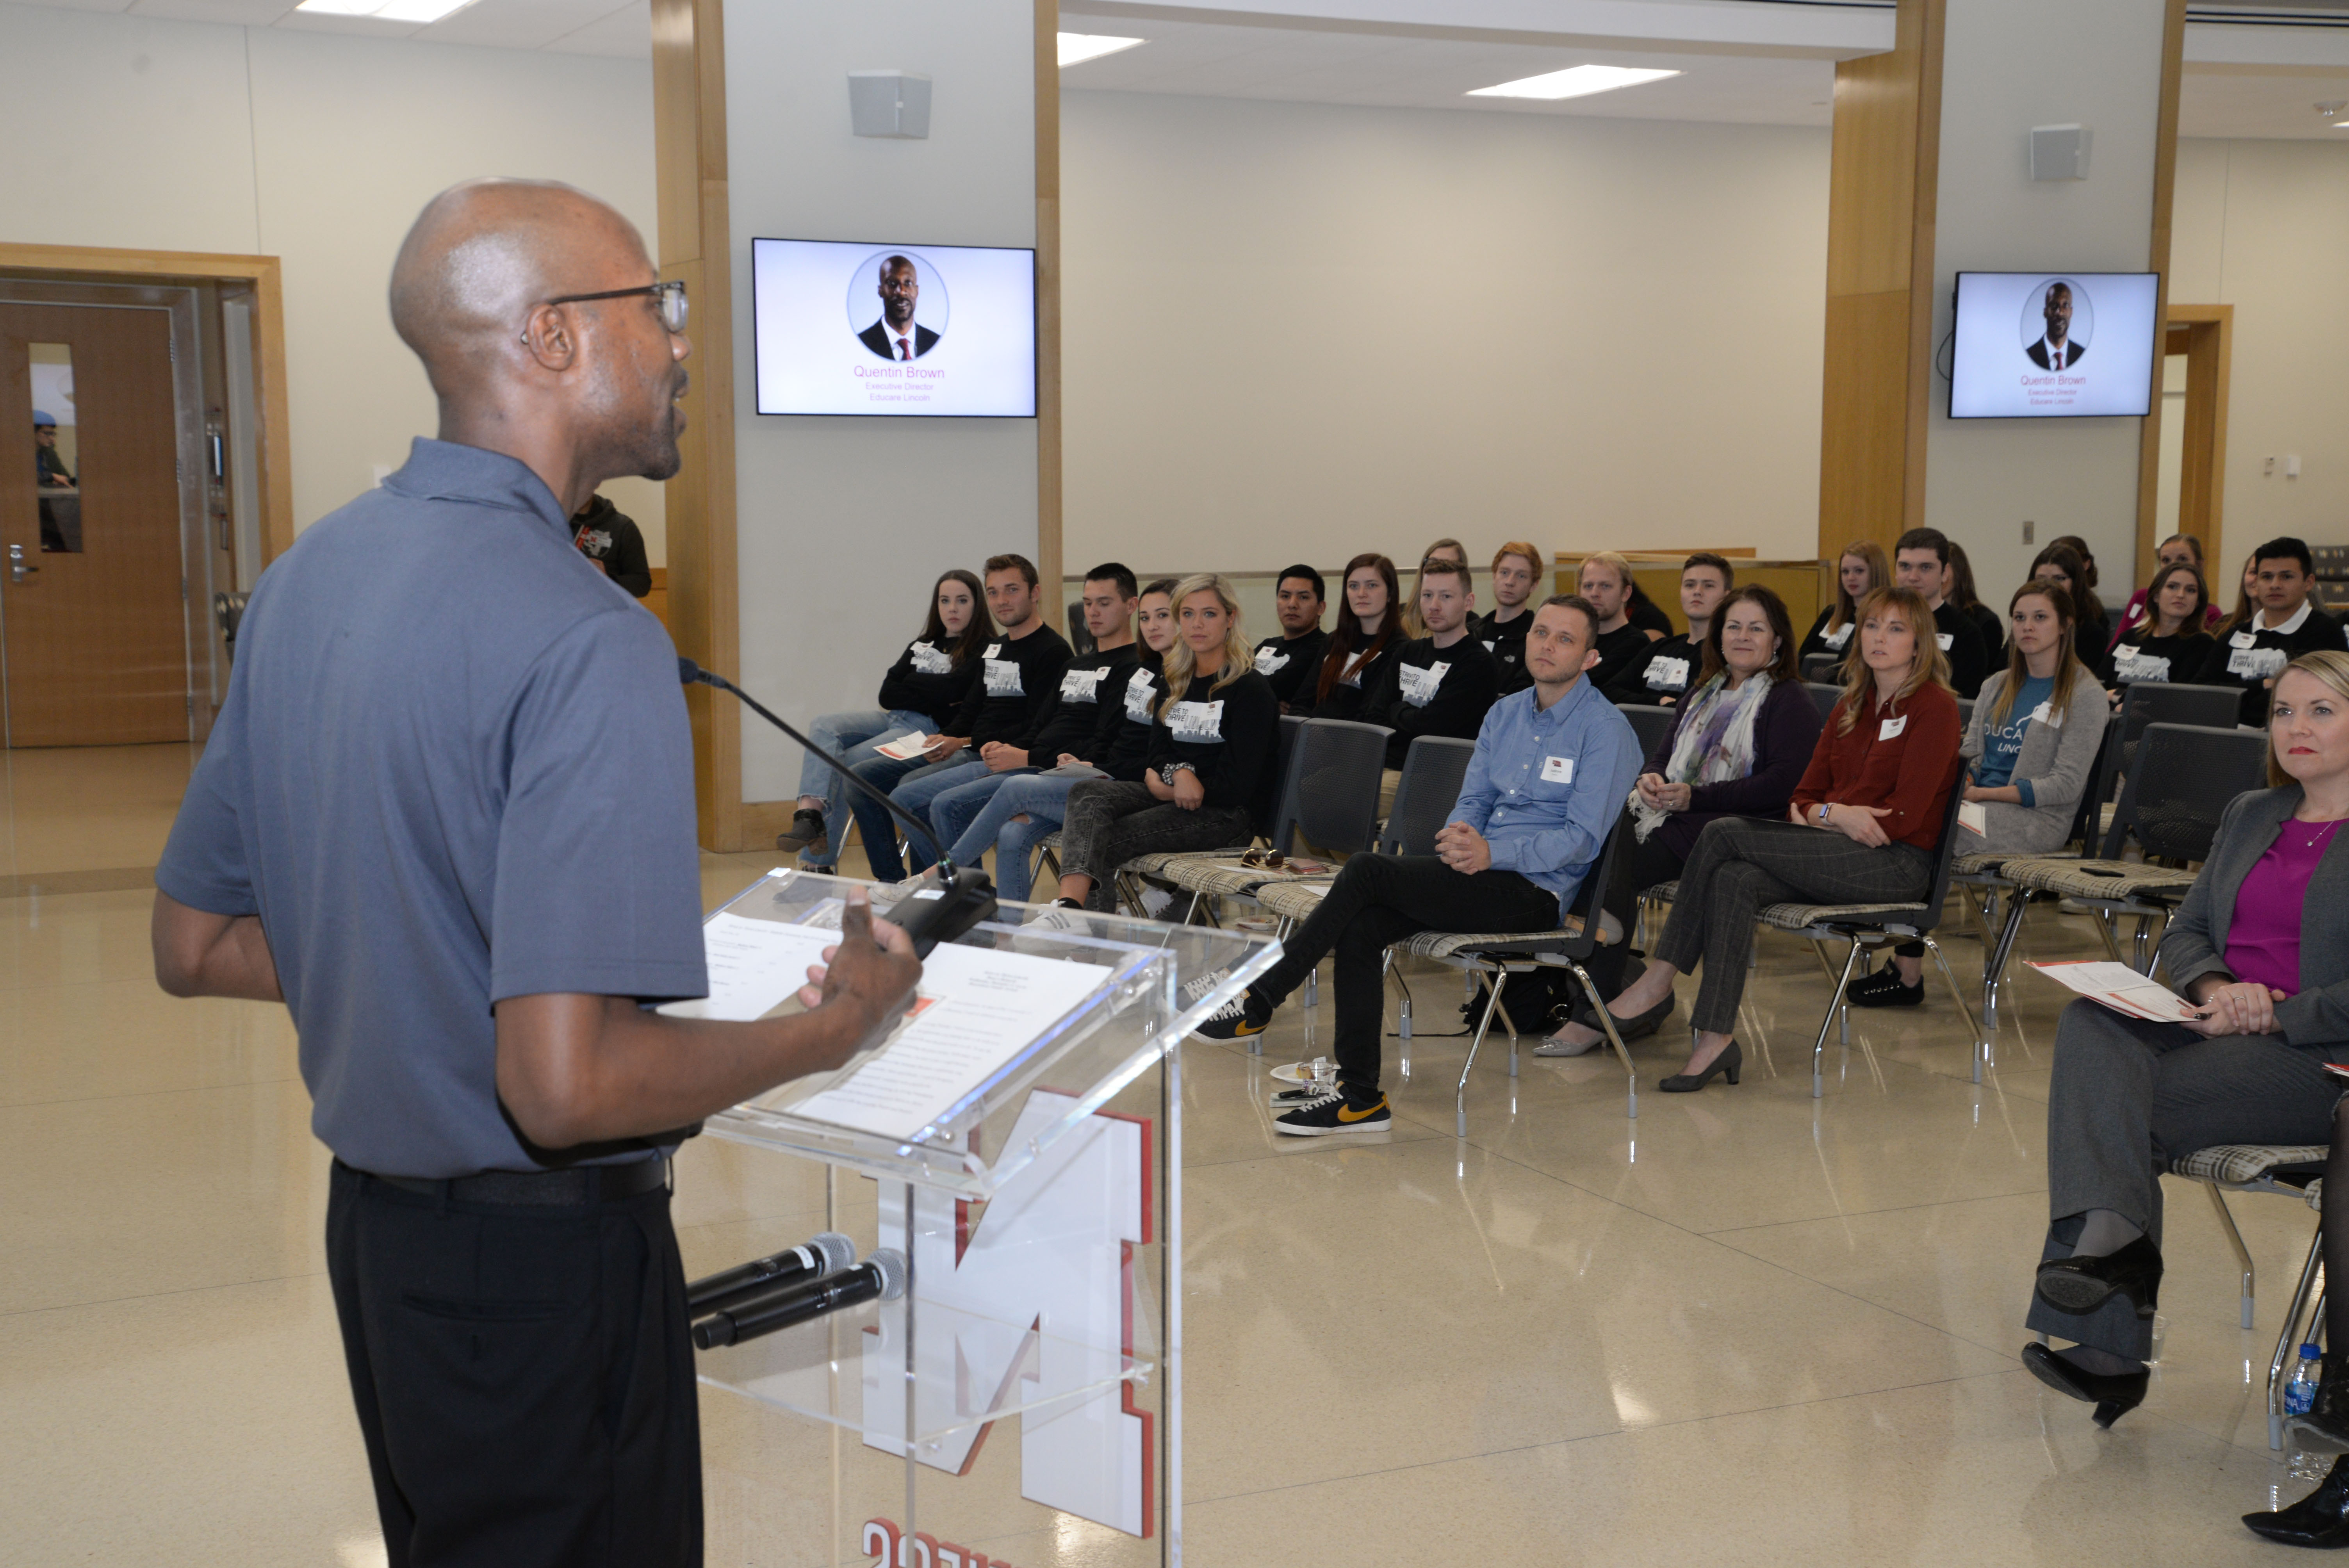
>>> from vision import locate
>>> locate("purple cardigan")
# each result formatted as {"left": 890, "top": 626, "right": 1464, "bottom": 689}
{"left": 1642, "top": 677, "right": 1825, "bottom": 857}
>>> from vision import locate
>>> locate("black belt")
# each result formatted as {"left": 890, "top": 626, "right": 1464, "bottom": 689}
{"left": 346, "top": 1158, "right": 670, "bottom": 1207}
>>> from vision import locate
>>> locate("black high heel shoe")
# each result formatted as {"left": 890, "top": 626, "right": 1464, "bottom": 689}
{"left": 2034, "top": 1234, "right": 2164, "bottom": 1320}
{"left": 2245, "top": 1454, "right": 2349, "bottom": 1547}
{"left": 1659, "top": 1038, "right": 1740, "bottom": 1093}
{"left": 2019, "top": 1341, "right": 2148, "bottom": 1429}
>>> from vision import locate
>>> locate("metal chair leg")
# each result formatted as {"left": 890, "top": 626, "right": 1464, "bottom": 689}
{"left": 1305, "top": 968, "right": 1317, "bottom": 1009}
{"left": 2271, "top": 1225, "right": 2326, "bottom": 1450}
{"left": 1922, "top": 937, "right": 1988, "bottom": 1083}
{"left": 2094, "top": 911, "right": 2124, "bottom": 964}
{"left": 1983, "top": 890, "right": 2031, "bottom": 1033}
{"left": 1812, "top": 941, "right": 1866, "bottom": 1099}
{"left": 1567, "top": 959, "right": 1637, "bottom": 1119}
{"left": 1493, "top": 981, "right": 1521, "bottom": 1078}
{"left": 1455, "top": 970, "right": 1509, "bottom": 1138}
{"left": 2206, "top": 1180, "right": 2259, "bottom": 1330}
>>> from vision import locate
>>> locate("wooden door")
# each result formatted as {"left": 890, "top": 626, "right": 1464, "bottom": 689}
{"left": 0, "top": 304, "right": 188, "bottom": 746}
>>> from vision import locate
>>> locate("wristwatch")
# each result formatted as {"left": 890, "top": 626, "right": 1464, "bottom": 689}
{"left": 1817, "top": 803, "right": 1834, "bottom": 825}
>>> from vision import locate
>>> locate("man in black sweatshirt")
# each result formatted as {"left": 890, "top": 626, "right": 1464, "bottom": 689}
{"left": 1576, "top": 551, "right": 1665, "bottom": 692}
{"left": 2194, "top": 535, "right": 2342, "bottom": 725}
{"left": 1602, "top": 553, "right": 1732, "bottom": 707}
{"left": 847, "top": 552, "right": 1071, "bottom": 880}
{"left": 1253, "top": 564, "right": 1330, "bottom": 714}
{"left": 916, "top": 563, "right": 1141, "bottom": 870}
{"left": 1365, "top": 559, "right": 1500, "bottom": 806}
{"left": 1893, "top": 527, "right": 1988, "bottom": 698}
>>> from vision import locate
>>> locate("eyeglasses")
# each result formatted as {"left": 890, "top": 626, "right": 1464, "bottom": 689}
{"left": 531, "top": 279, "right": 688, "bottom": 337}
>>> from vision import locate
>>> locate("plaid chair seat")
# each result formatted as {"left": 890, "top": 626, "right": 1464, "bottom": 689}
{"left": 1756, "top": 900, "right": 1929, "bottom": 932}
{"left": 1155, "top": 851, "right": 1329, "bottom": 899}
{"left": 1391, "top": 914, "right": 1615, "bottom": 961}
{"left": 2003, "top": 857, "right": 2198, "bottom": 901}
{"left": 1647, "top": 879, "right": 1680, "bottom": 903}
{"left": 2171, "top": 1145, "right": 2328, "bottom": 1197}
{"left": 1254, "top": 877, "right": 1337, "bottom": 923}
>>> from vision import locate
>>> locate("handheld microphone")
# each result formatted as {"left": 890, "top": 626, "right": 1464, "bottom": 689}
{"left": 692, "top": 1247, "right": 909, "bottom": 1350}
{"left": 685, "top": 1230, "right": 856, "bottom": 1318}
{"left": 677, "top": 658, "right": 1000, "bottom": 956}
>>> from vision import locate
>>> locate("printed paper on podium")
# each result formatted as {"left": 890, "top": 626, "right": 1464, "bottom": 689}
{"left": 787, "top": 942, "right": 1113, "bottom": 1141}
{"left": 656, "top": 911, "right": 837, "bottom": 1022}
{"left": 2027, "top": 960, "right": 2201, "bottom": 1023}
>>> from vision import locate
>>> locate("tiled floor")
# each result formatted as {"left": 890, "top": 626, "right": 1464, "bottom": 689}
{"left": 0, "top": 752, "right": 2331, "bottom": 1564}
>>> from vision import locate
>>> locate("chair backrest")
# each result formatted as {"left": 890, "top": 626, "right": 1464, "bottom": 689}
{"left": 1615, "top": 704, "right": 1679, "bottom": 763}
{"left": 2099, "top": 722, "right": 2268, "bottom": 863}
{"left": 1379, "top": 736, "right": 1476, "bottom": 855}
{"left": 1269, "top": 717, "right": 1391, "bottom": 857}
{"left": 1909, "top": 768, "right": 1975, "bottom": 935}
{"left": 1253, "top": 714, "right": 1309, "bottom": 842}
{"left": 1803, "top": 682, "right": 1843, "bottom": 723}
{"left": 1955, "top": 697, "right": 1975, "bottom": 734}
{"left": 1800, "top": 651, "right": 1843, "bottom": 684}
{"left": 1553, "top": 811, "right": 1633, "bottom": 959}
{"left": 2111, "top": 682, "right": 2246, "bottom": 782}
{"left": 1065, "top": 605, "right": 1096, "bottom": 657}
{"left": 2059, "top": 712, "right": 2123, "bottom": 848}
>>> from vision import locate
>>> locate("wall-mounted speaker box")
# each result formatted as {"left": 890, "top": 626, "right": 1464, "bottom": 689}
{"left": 849, "top": 71, "right": 932, "bottom": 140}
{"left": 2030, "top": 123, "right": 2090, "bottom": 182}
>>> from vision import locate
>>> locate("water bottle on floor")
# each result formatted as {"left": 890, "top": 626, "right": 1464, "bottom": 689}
{"left": 2288, "top": 1343, "right": 2323, "bottom": 1417}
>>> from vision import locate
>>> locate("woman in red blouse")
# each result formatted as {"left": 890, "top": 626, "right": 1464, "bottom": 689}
{"left": 1588, "top": 586, "right": 1962, "bottom": 1092}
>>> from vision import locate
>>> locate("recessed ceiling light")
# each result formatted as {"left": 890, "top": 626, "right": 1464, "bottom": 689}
{"left": 1469, "top": 65, "right": 1680, "bottom": 101}
{"left": 1059, "top": 32, "right": 1145, "bottom": 68}
{"left": 294, "top": 0, "right": 478, "bottom": 18}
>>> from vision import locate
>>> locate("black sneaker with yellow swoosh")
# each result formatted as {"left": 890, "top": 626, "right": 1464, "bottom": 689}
{"left": 1273, "top": 1090, "right": 1391, "bottom": 1137}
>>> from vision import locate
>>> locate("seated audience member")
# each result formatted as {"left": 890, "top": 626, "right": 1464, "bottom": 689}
{"left": 1893, "top": 526, "right": 1989, "bottom": 697}
{"left": 2030, "top": 543, "right": 2110, "bottom": 679}
{"left": 1537, "top": 585, "right": 1821, "bottom": 1057}
{"left": 2196, "top": 536, "right": 2341, "bottom": 727}
{"left": 1576, "top": 551, "right": 1664, "bottom": 693}
{"left": 1310, "top": 553, "right": 1404, "bottom": 722}
{"left": 1046, "top": 574, "right": 1281, "bottom": 912}
{"left": 2022, "top": 652, "right": 2349, "bottom": 1446}
{"left": 781, "top": 568, "right": 991, "bottom": 864}
{"left": 1852, "top": 581, "right": 2106, "bottom": 1009}
{"left": 943, "top": 579, "right": 1176, "bottom": 901}
{"left": 2111, "top": 533, "right": 2221, "bottom": 647}
{"left": 1252, "top": 564, "right": 1330, "bottom": 714}
{"left": 569, "top": 491, "right": 654, "bottom": 599}
{"left": 1584, "top": 586, "right": 1962, "bottom": 1092}
{"left": 1195, "top": 595, "right": 1642, "bottom": 1134}
{"left": 1626, "top": 578, "right": 1675, "bottom": 637}
{"left": 1477, "top": 541, "right": 1543, "bottom": 695}
{"left": 2050, "top": 533, "right": 2105, "bottom": 623}
{"left": 2107, "top": 561, "right": 2215, "bottom": 700}
{"left": 1365, "top": 558, "right": 1500, "bottom": 792}
{"left": 1946, "top": 543, "right": 2007, "bottom": 668}
{"left": 1603, "top": 553, "right": 1733, "bottom": 707}
{"left": 1800, "top": 541, "right": 1889, "bottom": 667}
{"left": 907, "top": 564, "right": 1140, "bottom": 876}
{"left": 1402, "top": 538, "right": 1467, "bottom": 640}
{"left": 847, "top": 553, "right": 1070, "bottom": 881}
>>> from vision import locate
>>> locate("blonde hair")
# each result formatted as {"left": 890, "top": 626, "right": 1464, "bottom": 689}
{"left": 1577, "top": 551, "right": 1633, "bottom": 593}
{"left": 1834, "top": 586, "right": 1952, "bottom": 734}
{"left": 1158, "top": 572, "right": 1254, "bottom": 720}
{"left": 1829, "top": 541, "right": 1890, "bottom": 634}
{"left": 2269, "top": 650, "right": 2349, "bottom": 788}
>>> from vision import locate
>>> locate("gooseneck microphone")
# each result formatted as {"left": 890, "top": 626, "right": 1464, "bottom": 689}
{"left": 685, "top": 1230, "right": 856, "bottom": 1318}
{"left": 692, "top": 1247, "right": 909, "bottom": 1350}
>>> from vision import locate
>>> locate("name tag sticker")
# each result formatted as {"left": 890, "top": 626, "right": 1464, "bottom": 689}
{"left": 1481, "top": 639, "right": 1497, "bottom": 654}
{"left": 2030, "top": 701, "right": 2058, "bottom": 727}
{"left": 1540, "top": 755, "right": 1575, "bottom": 784}
{"left": 1878, "top": 715, "right": 1909, "bottom": 741}
{"left": 1935, "top": 633, "right": 1954, "bottom": 651}
{"left": 2232, "top": 630, "right": 2258, "bottom": 649}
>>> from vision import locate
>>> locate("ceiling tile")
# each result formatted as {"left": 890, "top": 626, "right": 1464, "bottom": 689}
{"left": 542, "top": 0, "right": 647, "bottom": 58}
{"left": 129, "top": 0, "right": 294, "bottom": 22}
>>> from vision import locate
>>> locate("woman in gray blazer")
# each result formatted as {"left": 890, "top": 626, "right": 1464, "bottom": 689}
{"left": 2021, "top": 652, "right": 2349, "bottom": 1456}
{"left": 1852, "top": 581, "right": 2109, "bottom": 1008}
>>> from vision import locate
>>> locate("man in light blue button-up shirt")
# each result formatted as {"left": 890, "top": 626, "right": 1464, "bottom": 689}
{"left": 1196, "top": 597, "right": 1641, "bottom": 1135}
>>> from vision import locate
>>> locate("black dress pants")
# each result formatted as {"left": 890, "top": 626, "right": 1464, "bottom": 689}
{"left": 1254, "top": 855, "right": 1562, "bottom": 1094}
{"left": 325, "top": 1161, "right": 703, "bottom": 1568}
{"left": 1577, "top": 830, "right": 1688, "bottom": 999}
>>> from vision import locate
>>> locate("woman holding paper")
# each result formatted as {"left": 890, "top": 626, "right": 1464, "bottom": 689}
{"left": 1047, "top": 574, "right": 1281, "bottom": 914}
{"left": 2024, "top": 651, "right": 2349, "bottom": 1451}
{"left": 1850, "top": 581, "right": 2108, "bottom": 1010}
{"left": 1578, "top": 586, "right": 1961, "bottom": 1093}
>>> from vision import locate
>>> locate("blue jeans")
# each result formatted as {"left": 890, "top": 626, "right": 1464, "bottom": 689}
{"left": 945, "top": 772, "right": 1084, "bottom": 901}
{"left": 894, "top": 759, "right": 1029, "bottom": 876}
{"left": 797, "top": 708, "right": 930, "bottom": 868}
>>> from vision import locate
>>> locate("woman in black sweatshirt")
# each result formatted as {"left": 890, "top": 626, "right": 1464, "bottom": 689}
{"left": 785, "top": 568, "right": 991, "bottom": 865}
{"left": 1309, "top": 552, "right": 1404, "bottom": 722}
{"left": 1048, "top": 574, "right": 1281, "bottom": 914}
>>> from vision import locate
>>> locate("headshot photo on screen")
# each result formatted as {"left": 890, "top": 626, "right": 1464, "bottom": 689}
{"left": 2023, "top": 280, "right": 2092, "bottom": 371}
{"left": 853, "top": 252, "right": 946, "bottom": 362}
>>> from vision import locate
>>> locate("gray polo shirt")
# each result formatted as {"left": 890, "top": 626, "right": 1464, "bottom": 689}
{"left": 158, "top": 439, "right": 708, "bottom": 1178}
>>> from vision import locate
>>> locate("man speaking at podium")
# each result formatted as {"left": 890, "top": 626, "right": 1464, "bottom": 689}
{"left": 148, "top": 180, "right": 920, "bottom": 1568}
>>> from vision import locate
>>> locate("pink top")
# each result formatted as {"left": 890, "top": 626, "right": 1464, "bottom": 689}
{"left": 2225, "top": 820, "right": 2343, "bottom": 995}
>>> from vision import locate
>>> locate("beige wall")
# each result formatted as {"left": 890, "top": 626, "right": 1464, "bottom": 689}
{"left": 0, "top": 2, "right": 667, "bottom": 559}
{"left": 1059, "top": 90, "right": 1834, "bottom": 574}
{"left": 2169, "top": 137, "right": 2349, "bottom": 585}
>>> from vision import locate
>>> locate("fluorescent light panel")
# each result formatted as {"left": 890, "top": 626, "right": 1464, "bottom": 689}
{"left": 294, "top": 0, "right": 477, "bottom": 20}
{"left": 1469, "top": 65, "right": 1680, "bottom": 101}
{"left": 1059, "top": 32, "right": 1145, "bottom": 68}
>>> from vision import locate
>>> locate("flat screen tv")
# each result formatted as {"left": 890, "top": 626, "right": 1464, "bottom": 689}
{"left": 751, "top": 237, "right": 1036, "bottom": 418}
{"left": 1948, "top": 271, "right": 2158, "bottom": 419}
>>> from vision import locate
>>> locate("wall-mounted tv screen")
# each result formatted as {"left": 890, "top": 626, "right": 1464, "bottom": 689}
{"left": 751, "top": 238, "right": 1036, "bottom": 418}
{"left": 1948, "top": 271, "right": 2158, "bottom": 419}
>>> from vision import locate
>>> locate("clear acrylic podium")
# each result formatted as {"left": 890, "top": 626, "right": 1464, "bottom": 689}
{"left": 693, "top": 869, "right": 1278, "bottom": 1568}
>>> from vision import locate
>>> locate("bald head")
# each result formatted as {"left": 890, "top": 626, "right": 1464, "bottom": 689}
{"left": 388, "top": 178, "right": 689, "bottom": 508}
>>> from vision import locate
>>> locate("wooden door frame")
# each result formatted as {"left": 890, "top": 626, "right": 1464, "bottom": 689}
{"left": 2140, "top": 302, "right": 2232, "bottom": 571}
{"left": 0, "top": 243, "right": 294, "bottom": 567}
